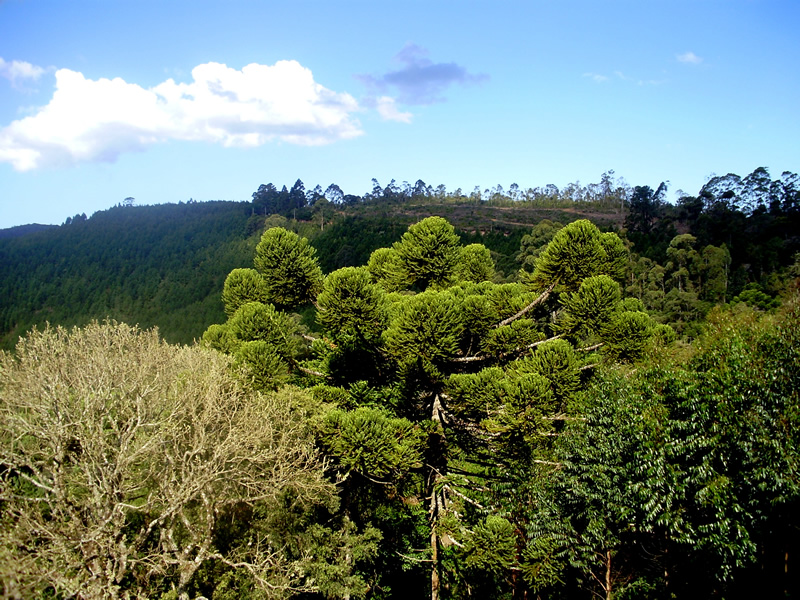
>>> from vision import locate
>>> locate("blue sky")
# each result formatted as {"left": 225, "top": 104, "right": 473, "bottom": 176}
{"left": 1, "top": 0, "right": 798, "bottom": 229}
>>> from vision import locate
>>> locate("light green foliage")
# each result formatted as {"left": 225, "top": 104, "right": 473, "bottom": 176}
{"left": 531, "top": 219, "right": 627, "bottom": 291}
{"left": 446, "top": 367, "right": 506, "bottom": 420}
{"left": 458, "top": 291, "right": 499, "bottom": 353}
{"left": 697, "top": 244, "right": 731, "bottom": 302}
{"left": 392, "top": 216, "right": 461, "bottom": 290}
{"left": 560, "top": 274, "right": 621, "bottom": 336}
{"left": 666, "top": 233, "right": 699, "bottom": 293}
{"left": 225, "top": 301, "right": 304, "bottom": 387}
{"left": 599, "top": 231, "right": 629, "bottom": 282}
{"left": 366, "top": 247, "right": 407, "bottom": 292}
{"left": 652, "top": 322, "right": 677, "bottom": 345}
{"left": 454, "top": 243, "right": 496, "bottom": 283}
{"left": 320, "top": 407, "right": 426, "bottom": 485}
{"left": 201, "top": 322, "right": 236, "bottom": 353}
{"left": 254, "top": 227, "right": 323, "bottom": 308}
{"left": 619, "top": 296, "right": 646, "bottom": 312}
{"left": 731, "top": 283, "right": 780, "bottom": 311}
{"left": 383, "top": 290, "right": 463, "bottom": 367}
{"left": 480, "top": 318, "right": 543, "bottom": 356}
{"left": 222, "top": 267, "right": 270, "bottom": 316}
{"left": 317, "top": 266, "right": 388, "bottom": 342}
{"left": 602, "top": 310, "right": 656, "bottom": 361}
{"left": 509, "top": 339, "right": 580, "bottom": 404}
{"left": 228, "top": 301, "right": 300, "bottom": 358}
{"left": 234, "top": 340, "right": 290, "bottom": 390}
{"left": 194, "top": 216, "right": 674, "bottom": 598}
{"left": 483, "top": 282, "right": 535, "bottom": 321}
{"left": 461, "top": 516, "right": 516, "bottom": 575}
{"left": 488, "top": 372, "right": 556, "bottom": 453}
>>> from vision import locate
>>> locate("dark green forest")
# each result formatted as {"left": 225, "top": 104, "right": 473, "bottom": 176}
{"left": 1, "top": 167, "right": 799, "bottom": 599}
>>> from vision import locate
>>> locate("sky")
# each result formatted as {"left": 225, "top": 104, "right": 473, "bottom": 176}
{"left": 1, "top": 0, "right": 799, "bottom": 229}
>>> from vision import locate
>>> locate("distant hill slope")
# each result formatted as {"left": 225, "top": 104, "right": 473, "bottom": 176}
{"left": 0, "top": 202, "right": 255, "bottom": 349}
{"left": 0, "top": 223, "right": 58, "bottom": 240}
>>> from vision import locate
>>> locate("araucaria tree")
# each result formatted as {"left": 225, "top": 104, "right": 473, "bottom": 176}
{"left": 202, "top": 217, "right": 670, "bottom": 599}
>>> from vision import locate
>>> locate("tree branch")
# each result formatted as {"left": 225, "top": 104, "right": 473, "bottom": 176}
{"left": 495, "top": 282, "right": 557, "bottom": 328}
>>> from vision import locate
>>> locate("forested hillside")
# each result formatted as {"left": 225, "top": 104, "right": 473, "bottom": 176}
{"left": 1, "top": 167, "right": 798, "bottom": 350}
{"left": 0, "top": 201, "right": 255, "bottom": 348}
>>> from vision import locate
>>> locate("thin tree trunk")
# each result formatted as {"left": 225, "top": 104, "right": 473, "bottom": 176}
{"left": 431, "top": 521, "right": 441, "bottom": 600}
{"left": 429, "top": 394, "right": 446, "bottom": 600}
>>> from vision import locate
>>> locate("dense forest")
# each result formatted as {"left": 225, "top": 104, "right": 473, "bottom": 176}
{"left": 1, "top": 167, "right": 799, "bottom": 599}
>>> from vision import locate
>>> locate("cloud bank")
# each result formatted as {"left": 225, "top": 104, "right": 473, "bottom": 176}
{"left": 358, "top": 43, "right": 488, "bottom": 106}
{"left": 0, "top": 60, "right": 363, "bottom": 171}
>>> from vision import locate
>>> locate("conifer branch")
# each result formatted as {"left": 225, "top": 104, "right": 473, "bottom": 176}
{"left": 495, "top": 282, "right": 557, "bottom": 328}
{"left": 578, "top": 342, "right": 604, "bottom": 352}
{"left": 449, "top": 334, "right": 563, "bottom": 364}
{"left": 297, "top": 366, "right": 326, "bottom": 378}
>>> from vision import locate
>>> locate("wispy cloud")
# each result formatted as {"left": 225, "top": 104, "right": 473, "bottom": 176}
{"left": 373, "top": 96, "right": 413, "bottom": 124}
{"left": 0, "top": 57, "right": 47, "bottom": 89}
{"left": 0, "top": 60, "right": 364, "bottom": 171}
{"left": 582, "top": 72, "right": 609, "bottom": 83}
{"left": 677, "top": 51, "right": 703, "bottom": 64}
{"left": 358, "top": 43, "right": 488, "bottom": 106}
{"left": 584, "top": 70, "right": 665, "bottom": 86}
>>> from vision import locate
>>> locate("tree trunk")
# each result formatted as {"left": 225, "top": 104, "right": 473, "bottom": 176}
{"left": 431, "top": 521, "right": 441, "bottom": 600}
{"left": 429, "top": 394, "right": 447, "bottom": 600}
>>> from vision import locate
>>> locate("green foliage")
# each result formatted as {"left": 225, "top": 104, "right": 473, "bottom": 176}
{"left": 254, "top": 227, "right": 323, "bottom": 309}
{"left": 227, "top": 301, "right": 301, "bottom": 359}
{"left": 0, "top": 201, "right": 254, "bottom": 349}
{"left": 320, "top": 407, "right": 426, "bottom": 486}
{"left": 392, "top": 216, "right": 461, "bottom": 290}
{"left": 461, "top": 515, "right": 516, "bottom": 576}
{"left": 366, "top": 247, "right": 408, "bottom": 292}
{"left": 559, "top": 274, "right": 621, "bottom": 336}
{"left": 234, "top": 340, "right": 290, "bottom": 390}
{"left": 521, "top": 296, "right": 800, "bottom": 598}
{"left": 509, "top": 339, "right": 580, "bottom": 404}
{"left": 518, "top": 219, "right": 563, "bottom": 274}
{"left": 201, "top": 322, "right": 236, "bottom": 353}
{"left": 454, "top": 243, "right": 496, "bottom": 283}
{"left": 383, "top": 290, "right": 463, "bottom": 368}
{"left": 531, "top": 219, "right": 627, "bottom": 291}
{"left": 731, "top": 283, "right": 780, "bottom": 311}
{"left": 602, "top": 310, "right": 656, "bottom": 362}
{"left": 222, "top": 267, "right": 270, "bottom": 316}
{"left": 317, "top": 266, "right": 388, "bottom": 342}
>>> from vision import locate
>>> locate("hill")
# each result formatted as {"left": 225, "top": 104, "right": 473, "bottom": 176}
{"left": 0, "top": 201, "right": 255, "bottom": 349}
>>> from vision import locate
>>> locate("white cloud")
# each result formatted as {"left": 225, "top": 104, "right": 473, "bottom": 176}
{"left": 0, "top": 57, "right": 46, "bottom": 88}
{"left": 677, "top": 51, "right": 702, "bottom": 64}
{"left": 374, "top": 96, "right": 413, "bottom": 123}
{"left": 0, "top": 60, "right": 364, "bottom": 171}
{"left": 582, "top": 72, "right": 609, "bottom": 83}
